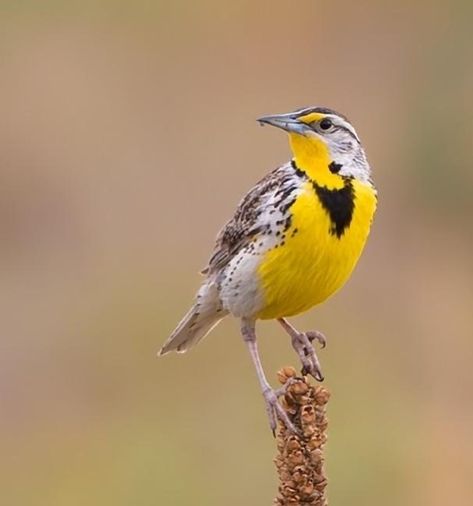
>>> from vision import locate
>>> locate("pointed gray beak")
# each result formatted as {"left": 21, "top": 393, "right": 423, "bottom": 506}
{"left": 257, "top": 113, "right": 310, "bottom": 135}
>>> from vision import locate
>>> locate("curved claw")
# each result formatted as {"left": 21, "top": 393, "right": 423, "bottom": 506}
{"left": 305, "top": 330, "right": 327, "bottom": 349}
{"left": 301, "top": 364, "right": 324, "bottom": 382}
{"left": 291, "top": 331, "right": 325, "bottom": 382}
{"left": 263, "top": 387, "right": 299, "bottom": 435}
{"left": 278, "top": 319, "right": 327, "bottom": 382}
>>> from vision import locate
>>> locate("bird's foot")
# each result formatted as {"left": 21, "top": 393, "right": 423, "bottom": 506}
{"left": 262, "top": 381, "right": 299, "bottom": 436}
{"left": 291, "top": 330, "right": 327, "bottom": 382}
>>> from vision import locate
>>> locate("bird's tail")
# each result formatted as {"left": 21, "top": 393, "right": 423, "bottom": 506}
{"left": 158, "top": 283, "right": 227, "bottom": 356}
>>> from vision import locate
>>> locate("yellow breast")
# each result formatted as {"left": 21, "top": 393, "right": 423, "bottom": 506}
{"left": 255, "top": 179, "right": 377, "bottom": 320}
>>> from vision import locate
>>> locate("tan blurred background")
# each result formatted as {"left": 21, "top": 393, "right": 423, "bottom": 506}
{"left": 1, "top": 1, "right": 472, "bottom": 505}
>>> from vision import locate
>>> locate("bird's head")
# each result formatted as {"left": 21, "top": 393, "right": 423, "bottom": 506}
{"left": 258, "top": 107, "right": 372, "bottom": 185}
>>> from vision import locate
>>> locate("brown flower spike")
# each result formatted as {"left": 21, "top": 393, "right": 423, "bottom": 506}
{"left": 274, "top": 367, "right": 330, "bottom": 506}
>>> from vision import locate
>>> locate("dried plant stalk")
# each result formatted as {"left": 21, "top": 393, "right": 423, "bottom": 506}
{"left": 274, "top": 367, "right": 330, "bottom": 506}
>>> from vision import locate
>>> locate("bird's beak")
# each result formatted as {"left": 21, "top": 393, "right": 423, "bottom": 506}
{"left": 257, "top": 113, "right": 310, "bottom": 135}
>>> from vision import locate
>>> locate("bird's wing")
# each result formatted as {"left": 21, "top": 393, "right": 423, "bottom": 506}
{"left": 202, "top": 163, "right": 297, "bottom": 275}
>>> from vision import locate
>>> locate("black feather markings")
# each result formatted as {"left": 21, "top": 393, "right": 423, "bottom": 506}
{"left": 291, "top": 159, "right": 355, "bottom": 239}
{"left": 313, "top": 178, "right": 355, "bottom": 238}
{"left": 329, "top": 161, "right": 342, "bottom": 174}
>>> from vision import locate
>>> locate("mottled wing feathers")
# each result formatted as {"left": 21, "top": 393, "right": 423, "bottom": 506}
{"left": 203, "top": 163, "right": 298, "bottom": 275}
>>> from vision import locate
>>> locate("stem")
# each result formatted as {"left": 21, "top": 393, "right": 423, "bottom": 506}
{"left": 273, "top": 367, "right": 330, "bottom": 506}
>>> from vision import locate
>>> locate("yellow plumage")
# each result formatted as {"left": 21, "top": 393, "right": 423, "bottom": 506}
{"left": 257, "top": 178, "right": 377, "bottom": 319}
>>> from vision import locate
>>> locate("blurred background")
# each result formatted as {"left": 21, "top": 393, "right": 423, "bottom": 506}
{"left": 1, "top": 1, "right": 472, "bottom": 505}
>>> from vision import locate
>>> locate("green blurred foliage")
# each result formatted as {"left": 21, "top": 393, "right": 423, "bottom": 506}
{"left": 1, "top": 1, "right": 472, "bottom": 505}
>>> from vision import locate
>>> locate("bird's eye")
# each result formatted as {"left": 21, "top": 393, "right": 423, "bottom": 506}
{"left": 319, "top": 118, "right": 333, "bottom": 131}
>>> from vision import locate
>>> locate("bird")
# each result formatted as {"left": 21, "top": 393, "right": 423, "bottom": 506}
{"left": 159, "top": 106, "right": 377, "bottom": 434}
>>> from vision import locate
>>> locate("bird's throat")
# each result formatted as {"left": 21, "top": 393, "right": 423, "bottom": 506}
{"left": 289, "top": 133, "right": 344, "bottom": 189}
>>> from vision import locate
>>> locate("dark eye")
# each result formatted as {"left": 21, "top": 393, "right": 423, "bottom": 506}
{"left": 319, "top": 118, "right": 333, "bottom": 131}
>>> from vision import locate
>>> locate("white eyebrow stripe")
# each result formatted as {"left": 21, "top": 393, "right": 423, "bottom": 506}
{"left": 328, "top": 115, "right": 360, "bottom": 143}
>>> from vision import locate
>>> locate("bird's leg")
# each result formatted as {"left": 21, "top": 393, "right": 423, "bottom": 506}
{"left": 241, "top": 318, "right": 297, "bottom": 435}
{"left": 278, "top": 318, "right": 326, "bottom": 382}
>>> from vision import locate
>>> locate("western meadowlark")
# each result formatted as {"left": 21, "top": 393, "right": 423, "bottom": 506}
{"left": 159, "top": 106, "right": 377, "bottom": 433}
